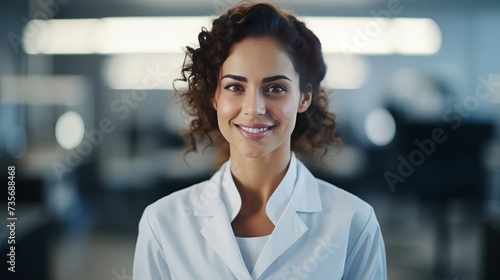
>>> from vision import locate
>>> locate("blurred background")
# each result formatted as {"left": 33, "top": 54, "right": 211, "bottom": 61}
{"left": 0, "top": 0, "right": 499, "bottom": 279}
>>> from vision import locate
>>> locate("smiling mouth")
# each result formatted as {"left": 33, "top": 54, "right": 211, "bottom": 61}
{"left": 239, "top": 126, "right": 270, "bottom": 133}
{"left": 235, "top": 124, "right": 274, "bottom": 140}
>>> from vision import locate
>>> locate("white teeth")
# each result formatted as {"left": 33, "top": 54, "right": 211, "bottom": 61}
{"left": 239, "top": 126, "right": 269, "bottom": 133}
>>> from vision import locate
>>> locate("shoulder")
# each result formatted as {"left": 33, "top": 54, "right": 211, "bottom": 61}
{"left": 145, "top": 163, "right": 227, "bottom": 219}
{"left": 313, "top": 177, "right": 381, "bottom": 253}
{"left": 296, "top": 159, "right": 373, "bottom": 221}
{"left": 146, "top": 182, "right": 200, "bottom": 216}
{"left": 140, "top": 173, "right": 222, "bottom": 232}
{"left": 296, "top": 159, "right": 377, "bottom": 241}
{"left": 316, "top": 176, "right": 375, "bottom": 227}
{"left": 315, "top": 177, "right": 373, "bottom": 217}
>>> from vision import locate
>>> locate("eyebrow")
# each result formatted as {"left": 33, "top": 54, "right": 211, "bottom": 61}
{"left": 220, "top": 74, "right": 292, "bottom": 83}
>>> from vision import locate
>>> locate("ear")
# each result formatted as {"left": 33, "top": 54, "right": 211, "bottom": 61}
{"left": 212, "top": 90, "right": 219, "bottom": 110}
{"left": 212, "top": 97, "right": 217, "bottom": 110}
{"left": 298, "top": 89, "right": 312, "bottom": 113}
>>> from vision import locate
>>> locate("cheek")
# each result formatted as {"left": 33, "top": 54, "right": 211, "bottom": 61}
{"left": 272, "top": 100, "right": 300, "bottom": 125}
{"left": 216, "top": 96, "right": 240, "bottom": 121}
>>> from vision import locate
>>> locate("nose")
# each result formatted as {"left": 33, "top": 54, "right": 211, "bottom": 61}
{"left": 243, "top": 89, "right": 266, "bottom": 116}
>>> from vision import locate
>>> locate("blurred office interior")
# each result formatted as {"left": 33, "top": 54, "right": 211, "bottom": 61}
{"left": 0, "top": 0, "right": 499, "bottom": 279}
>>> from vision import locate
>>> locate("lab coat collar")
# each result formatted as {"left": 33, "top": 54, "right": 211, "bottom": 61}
{"left": 264, "top": 152, "right": 297, "bottom": 225}
{"left": 218, "top": 152, "right": 322, "bottom": 222}
{"left": 198, "top": 152, "right": 323, "bottom": 279}
{"left": 221, "top": 151, "right": 298, "bottom": 225}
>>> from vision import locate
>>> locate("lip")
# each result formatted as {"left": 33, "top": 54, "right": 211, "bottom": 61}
{"left": 235, "top": 123, "right": 274, "bottom": 140}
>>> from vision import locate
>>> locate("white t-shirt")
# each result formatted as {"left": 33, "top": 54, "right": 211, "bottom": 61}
{"left": 235, "top": 235, "right": 271, "bottom": 273}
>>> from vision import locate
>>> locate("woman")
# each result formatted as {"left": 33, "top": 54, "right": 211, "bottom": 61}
{"left": 133, "top": 2, "right": 387, "bottom": 279}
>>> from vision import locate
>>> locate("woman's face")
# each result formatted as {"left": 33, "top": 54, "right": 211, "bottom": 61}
{"left": 213, "top": 36, "right": 311, "bottom": 159}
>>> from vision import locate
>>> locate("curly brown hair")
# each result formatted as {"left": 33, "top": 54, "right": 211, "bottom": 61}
{"left": 175, "top": 1, "right": 341, "bottom": 168}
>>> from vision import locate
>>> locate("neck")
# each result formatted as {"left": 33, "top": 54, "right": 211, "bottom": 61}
{"left": 229, "top": 146, "right": 291, "bottom": 210}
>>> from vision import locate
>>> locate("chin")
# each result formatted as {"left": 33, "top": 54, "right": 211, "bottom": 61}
{"left": 234, "top": 145, "right": 269, "bottom": 159}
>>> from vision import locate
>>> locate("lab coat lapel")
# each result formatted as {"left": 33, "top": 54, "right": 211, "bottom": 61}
{"left": 252, "top": 154, "right": 322, "bottom": 279}
{"left": 200, "top": 202, "right": 251, "bottom": 280}
{"left": 251, "top": 202, "right": 308, "bottom": 279}
{"left": 199, "top": 161, "right": 250, "bottom": 280}
{"left": 197, "top": 153, "right": 322, "bottom": 280}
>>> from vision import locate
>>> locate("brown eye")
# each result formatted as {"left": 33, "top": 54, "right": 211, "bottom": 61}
{"left": 265, "top": 85, "right": 287, "bottom": 94}
{"left": 224, "top": 84, "right": 244, "bottom": 92}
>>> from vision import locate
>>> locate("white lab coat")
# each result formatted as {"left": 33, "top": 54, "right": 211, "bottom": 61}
{"left": 133, "top": 153, "right": 387, "bottom": 280}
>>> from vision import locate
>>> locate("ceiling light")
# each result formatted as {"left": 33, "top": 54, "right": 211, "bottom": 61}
{"left": 23, "top": 17, "right": 441, "bottom": 55}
